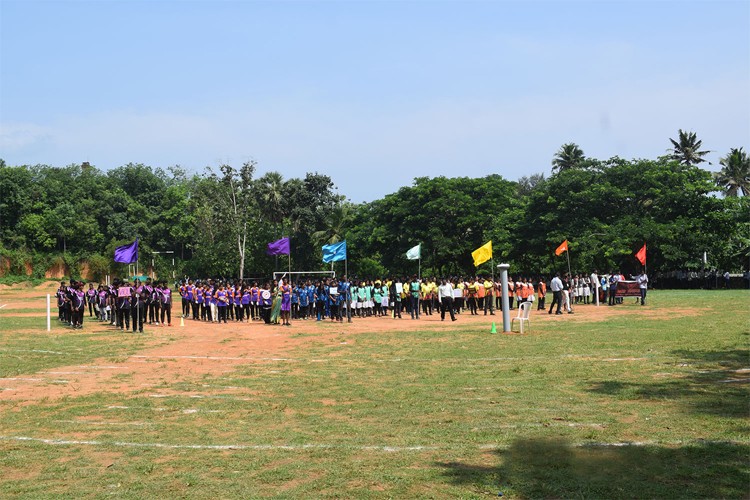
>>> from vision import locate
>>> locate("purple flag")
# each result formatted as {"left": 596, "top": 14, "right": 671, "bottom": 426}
{"left": 266, "top": 237, "right": 290, "bottom": 256}
{"left": 114, "top": 238, "right": 139, "bottom": 264}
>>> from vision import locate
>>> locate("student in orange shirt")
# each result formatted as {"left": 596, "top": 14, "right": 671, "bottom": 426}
{"left": 520, "top": 278, "right": 530, "bottom": 303}
{"left": 477, "top": 278, "right": 486, "bottom": 312}
{"left": 537, "top": 276, "right": 547, "bottom": 310}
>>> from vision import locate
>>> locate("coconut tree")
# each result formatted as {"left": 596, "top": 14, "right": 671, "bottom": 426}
{"left": 312, "top": 202, "right": 353, "bottom": 245}
{"left": 255, "top": 171, "right": 285, "bottom": 233}
{"left": 715, "top": 147, "right": 750, "bottom": 197}
{"left": 668, "top": 129, "right": 711, "bottom": 166}
{"left": 552, "top": 143, "right": 585, "bottom": 172}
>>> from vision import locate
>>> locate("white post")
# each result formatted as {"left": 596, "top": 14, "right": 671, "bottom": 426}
{"left": 46, "top": 294, "right": 51, "bottom": 332}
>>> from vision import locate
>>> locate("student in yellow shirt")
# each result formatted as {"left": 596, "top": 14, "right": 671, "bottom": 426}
{"left": 421, "top": 280, "right": 432, "bottom": 316}
{"left": 483, "top": 277, "right": 495, "bottom": 315}
{"left": 467, "top": 278, "right": 479, "bottom": 315}
{"left": 455, "top": 279, "right": 466, "bottom": 314}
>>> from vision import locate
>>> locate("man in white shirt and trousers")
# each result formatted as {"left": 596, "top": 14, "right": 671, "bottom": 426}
{"left": 548, "top": 273, "right": 564, "bottom": 315}
{"left": 438, "top": 279, "right": 457, "bottom": 322}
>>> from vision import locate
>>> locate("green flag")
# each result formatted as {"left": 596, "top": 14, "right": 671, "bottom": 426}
{"left": 406, "top": 243, "right": 421, "bottom": 260}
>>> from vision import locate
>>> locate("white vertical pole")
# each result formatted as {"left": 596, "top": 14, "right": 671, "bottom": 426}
{"left": 46, "top": 294, "right": 51, "bottom": 332}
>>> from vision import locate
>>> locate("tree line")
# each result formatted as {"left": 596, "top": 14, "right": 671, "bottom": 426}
{"left": 0, "top": 130, "right": 747, "bottom": 281}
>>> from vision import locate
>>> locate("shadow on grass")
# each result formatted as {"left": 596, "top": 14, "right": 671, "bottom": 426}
{"left": 589, "top": 349, "right": 749, "bottom": 419}
{"left": 438, "top": 438, "right": 749, "bottom": 498}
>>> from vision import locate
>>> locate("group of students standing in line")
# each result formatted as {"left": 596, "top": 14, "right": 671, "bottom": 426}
{"left": 54, "top": 269, "right": 648, "bottom": 332}
{"left": 56, "top": 278, "right": 173, "bottom": 332}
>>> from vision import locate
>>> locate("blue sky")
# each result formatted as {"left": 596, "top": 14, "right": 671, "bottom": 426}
{"left": 1, "top": 0, "right": 748, "bottom": 202}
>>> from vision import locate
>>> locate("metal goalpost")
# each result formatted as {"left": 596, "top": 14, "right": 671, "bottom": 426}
{"left": 272, "top": 270, "right": 336, "bottom": 282}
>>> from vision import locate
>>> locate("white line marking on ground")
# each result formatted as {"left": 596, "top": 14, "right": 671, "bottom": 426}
{"left": 78, "top": 366, "right": 128, "bottom": 369}
{"left": 147, "top": 394, "right": 254, "bottom": 401}
{"left": 43, "top": 371, "right": 86, "bottom": 375}
{"left": 0, "top": 349, "right": 65, "bottom": 355}
{"left": 0, "top": 435, "right": 431, "bottom": 451}
{"left": 0, "top": 377, "right": 43, "bottom": 382}
{"left": 0, "top": 304, "right": 8, "bottom": 309}
{"left": 54, "top": 420, "right": 151, "bottom": 426}
{"left": 130, "top": 355, "right": 291, "bottom": 361}
{"left": 1, "top": 435, "right": 745, "bottom": 452}
{"left": 104, "top": 406, "right": 223, "bottom": 413}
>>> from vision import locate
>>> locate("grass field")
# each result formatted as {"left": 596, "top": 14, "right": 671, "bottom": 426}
{"left": 0, "top": 285, "right": 748, "bottom": 498}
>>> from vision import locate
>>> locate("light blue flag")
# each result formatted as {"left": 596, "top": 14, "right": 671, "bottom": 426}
{"left": 322, "top": 241, "right": 347, "bottom": 263}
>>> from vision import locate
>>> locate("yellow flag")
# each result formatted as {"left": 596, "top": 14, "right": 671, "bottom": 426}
{"left": 472, "top": 240, "right": 493, "bottom": 267}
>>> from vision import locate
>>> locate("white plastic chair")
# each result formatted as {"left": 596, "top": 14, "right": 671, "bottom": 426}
{"left": 511, "top": 301, "right": 532, "bottom": 333}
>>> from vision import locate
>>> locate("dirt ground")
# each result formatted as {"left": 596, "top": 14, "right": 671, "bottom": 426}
{"left": 0, "top": 283, "right": 705, "bottom": 403}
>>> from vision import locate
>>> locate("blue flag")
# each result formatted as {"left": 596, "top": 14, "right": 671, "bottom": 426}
{"left": 114, "top": 238, "right": 139, "bottom": 264}
{"left": 322, "top": 241, "right": 347, "bottom": 263}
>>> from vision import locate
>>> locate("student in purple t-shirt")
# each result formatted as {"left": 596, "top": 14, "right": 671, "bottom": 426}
{"left": 234, "top": 285, "right": 243, "bottom": 322}
{"left": 97, "top": 286, "right": 108, "bottom": 322}
{"left": 227, "top": 285, "right": 235, "bottom": 321}
{"left": 72, "top": 282, "right": 86, "bottom": 329}
{"left": 186, "top": 280, "right": 198, "bottom": 320}
{"left": 86, "top": 283, "right": 97, "bottom": 317}
{"left": 241, "top": 287, "right": 251, "bottom": 323}
{"left": 216, "top": 284, "right": 229, "bottom": 323}
{"left": 250, "top": 283, "right": 260, "bottom": 321}
{"left": 160, "top": 281, "right": 172, "bottom": 326}
{"left": 196, "top": 286, "right": 205, "bottom": 321}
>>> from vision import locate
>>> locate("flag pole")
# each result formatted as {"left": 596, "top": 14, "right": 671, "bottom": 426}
{"left": 417, "top": 244, "right": 421, "bottom": 319}
{"left": 136, "top": 236, "right": 140, "bottom": 332}
{"left": 346, "top": 258, "right": 351, "bottom": 323}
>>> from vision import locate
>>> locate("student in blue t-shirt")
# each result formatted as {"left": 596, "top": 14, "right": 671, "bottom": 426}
{"left": 306, "top": 283, "right": 316, "bottom": 320}
{"left": 298, "top": 284, "right": 309, "bottom": 320}
{"left": 291, "top": 284, "right": 300, "bottom": 320}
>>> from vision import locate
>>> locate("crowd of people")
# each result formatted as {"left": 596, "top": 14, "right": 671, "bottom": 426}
{"left": 54, "top": 269, "right": 649, "bottom": 331}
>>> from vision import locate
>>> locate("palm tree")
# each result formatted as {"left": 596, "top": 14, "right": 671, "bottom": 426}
{"left": 255, "top": 171, "right": 285, "bottom": 232}
{"left": 715, "top": 147, "right": 750, "bottom": 197}
{"left": 668, "top": 129, "right": 711, "bottom": 166}
{"left": 552, "top": 143, "right": 585, "bottom": 172}
{"left": 312, "top": 203, "right": 353, "bottom": 245}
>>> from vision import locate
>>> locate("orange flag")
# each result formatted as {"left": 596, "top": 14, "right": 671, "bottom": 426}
{"left": 635, "top": 243, "right": 646, "bottom": 265}
{"left": 555, "top": 239, "right": 568, "bottom": 256}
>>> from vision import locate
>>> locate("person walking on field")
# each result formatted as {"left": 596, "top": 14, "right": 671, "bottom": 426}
{"left": 548, "top": 273, "right": 564, "bottom": 315}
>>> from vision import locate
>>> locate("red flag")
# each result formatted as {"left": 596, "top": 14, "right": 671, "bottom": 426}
{"left": 635, "top": 243, "right": 646, "bottom": 265}
{"left": 555, "top": 239, "right": 568, "bottom": 256}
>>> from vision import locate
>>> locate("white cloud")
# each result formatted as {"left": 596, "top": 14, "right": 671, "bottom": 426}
{"left": 0, "top": 122, "right": 52, "bottom": 151}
